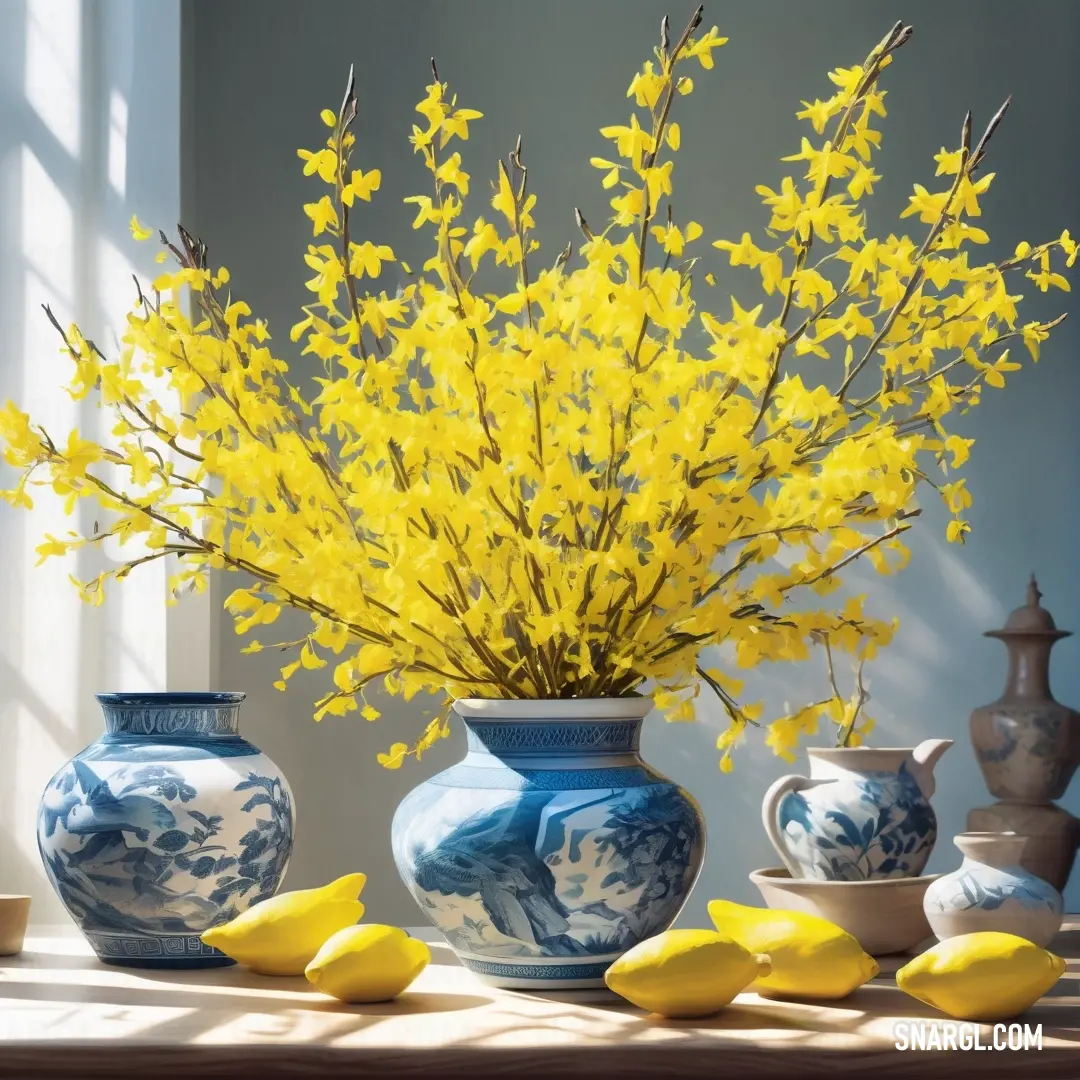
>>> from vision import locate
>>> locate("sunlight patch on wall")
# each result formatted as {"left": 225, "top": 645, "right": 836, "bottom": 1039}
{"left": 24, "top": 0, "right": 81, "bottom": 158}
{"left": 13, "top": 150, "right": 82, "bottom": 886}
{"left": 20, "top": 145, "right": 73, "bottom": 308}
{"left": 933, "top": 543, "right": 1007, "bottom": 628}
{"left": 96, "top": 234, "right": 167, "bottom": 692}
{"left": 107, "top": 88, "right": 128, "bottom": 198}
{"left": 18, "top": 145, "right": 79, "bottom": 731}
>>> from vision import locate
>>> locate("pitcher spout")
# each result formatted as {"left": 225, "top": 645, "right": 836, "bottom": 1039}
{"left": 909, "top": 738, "right": 954, "bottom": 798}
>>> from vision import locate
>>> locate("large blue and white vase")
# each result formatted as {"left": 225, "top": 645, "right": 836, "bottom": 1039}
{"left": 391, "top": 697, "right": 706, "bottom": 989}
{"left": 37, "top": 692, "right": 294, "bottom": 968}
{"left": 761, "top": 741, "right": 953, "bottom": 881}
{"left": 924, "top": 831, "right": 1063, "bottom": 948}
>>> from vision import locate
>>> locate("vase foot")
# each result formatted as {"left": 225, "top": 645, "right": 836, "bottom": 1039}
{"left": 456, "top": 952, "right": 618, "bottom": 990}
{"left": 99, "top": 953, "right": 237, "bottom": 969}
{"left": 83, "top": 930, "right": 234, "bottom": 968}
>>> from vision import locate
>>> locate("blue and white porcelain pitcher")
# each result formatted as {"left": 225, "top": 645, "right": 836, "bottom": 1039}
{"left": 761, "top": 741, "right": 953, "bottom": 881}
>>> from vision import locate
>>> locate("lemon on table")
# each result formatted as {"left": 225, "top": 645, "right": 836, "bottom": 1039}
{"left": 305, "top": 924, "right": 431, "bottom": 1003}
{"left": 708, "top": 899, "right": 878, "bottom": 1000}
{"left": 200, "top": 872, "right": 367, "bottom": 976}
{"left": 604, "top": 929, "right": 770, "bottom": 1018}
{"left": 896, "top": 931, "right": 1065, "bottom": 1021}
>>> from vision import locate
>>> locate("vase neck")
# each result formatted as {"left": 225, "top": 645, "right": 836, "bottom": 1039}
{"left": 1001, "top": 637, "right": 1054, "bottom": 700}
{"left": 464, "top": 717, "right": 642, "bottom": 759}
{"left": 97, "top": 693, "right": 244, "bottom": 737}
{"left": 955, "top": 831, "right": 1027, "bottom": 869}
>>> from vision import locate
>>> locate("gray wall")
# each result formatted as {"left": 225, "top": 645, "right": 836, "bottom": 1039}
{"left": 183, "top": 0, "right": 1080, "bottom": 923}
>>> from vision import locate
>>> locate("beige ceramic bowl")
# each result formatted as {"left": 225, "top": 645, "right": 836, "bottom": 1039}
{"left": 750, "top": 868, "right": 939, "bottom": 955}
{"left": 0, "top": 895, "right": 30, "bottom": 956}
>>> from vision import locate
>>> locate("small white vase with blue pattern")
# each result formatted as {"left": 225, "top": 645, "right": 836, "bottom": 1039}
{"left": 37, "top": 693, "right": 294, "bottom": 968}
{"left": 924, "top": 832, "right": 1064, "bottom": 948}
{"left": 391, "top": 697, "right": 706, "bottom": 989}
{"left": 761, "top": 741, "right": 953, "bottom": 881}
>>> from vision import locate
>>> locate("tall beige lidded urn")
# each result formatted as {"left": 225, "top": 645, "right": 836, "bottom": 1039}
{"left": 968, "top": 577, "right": 1080, "bottom": 891}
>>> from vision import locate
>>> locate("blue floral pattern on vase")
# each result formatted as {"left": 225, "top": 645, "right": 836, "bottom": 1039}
{"left": 929, "top": 868, "right": 1060, "bottom": 913}
{"left": 391, "top": 700, "right": 705, "bottom": 989}
{"left": 778, "top": 762, "right": 936, "bottom": 881}
{"left": 923, "top": 833, "right": 1064, "bottom": 947}
{"left": 37, "top": 693, "right": 294, "bottom": 968}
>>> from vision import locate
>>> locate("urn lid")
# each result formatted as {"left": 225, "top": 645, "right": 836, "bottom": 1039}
{"left": 985, "top": 576, "right": 1071, "bottom": 641}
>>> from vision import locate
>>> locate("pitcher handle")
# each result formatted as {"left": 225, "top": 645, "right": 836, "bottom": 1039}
{"left": 761, "top": 773, "right": 835, "bottom": 878}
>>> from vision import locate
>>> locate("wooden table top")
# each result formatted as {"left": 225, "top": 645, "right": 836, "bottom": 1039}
{"left": 2, "top": 923, "right": 1079, "bottom": 1079}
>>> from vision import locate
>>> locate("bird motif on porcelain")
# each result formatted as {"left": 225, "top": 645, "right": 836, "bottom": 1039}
{"left": 38, "top": 745, "right": 293, "bottom": 941}
{"left": 393, "top": 776, "right": 705, "bottom": 962}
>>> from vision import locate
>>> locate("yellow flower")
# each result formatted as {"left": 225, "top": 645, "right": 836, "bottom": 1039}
{"left": 934, "top": 147, "right": 965, "bottom": 176}
{"left": 685, "top": 26, "right": 728, "bottom": 69}
{"left": 297, "top": 147, "right": 337, "bottom": 183}
{"left": 348, "top": 242, "right": 394, "bottom": 279}
{"left": 946, "top": 519, "right": 971, "bottom": 544}
{"left": 304, "top": 196, "right": 338, "bottom": 236}
{"left": 1058, "top": 229, "right": 1078, "bottom": 266}
{"left": 376, "top": 742, "right": 408, "bottom": 769}
{"left": 847, "top": 163, "right": 880, "bottom": 199}
{"left": 651, "top": 220, "right": 702, "bottom": 257}
{"left": 796, "top": 98, "right": 839, "bottom": 134}
{"left": 129, "top": 215, "right": 153, "bottom": 241}
{"left": 627, "top": 62, "right": 664, "bottom": 109}
{"left": 342, "top": 168, "right": 381, "bottom": 205}
{"left": 600, "top": 113, "right": 655, "bottom": 170}
{"left": 900, "top": 183, "right": 950, "bottom": 224}
{"left": 0, "top": 14, "right": 1068, "bottom": 775}
{"left": 441, "top": 107, "right": 483, "bottom": 145}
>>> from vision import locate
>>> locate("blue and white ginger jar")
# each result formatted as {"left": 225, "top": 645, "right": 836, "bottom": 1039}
{"left": 37, "top": 692, "right": 294, "bottom": 967}
{"left": 391, "top": 697, "right": 706, "bottom": 989}
{"left": 924, "top": 831, "right": 1063, "bottom": 948}
{"left": 761, "top": 741, "right": 953, "bottom": 881}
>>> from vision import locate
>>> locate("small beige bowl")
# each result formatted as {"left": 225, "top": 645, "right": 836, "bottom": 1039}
{"left": 0, "top": 896, "right": 31, "bottom": 956}
{"left": 750, "top": 868, "right": 939, "bottom": 955}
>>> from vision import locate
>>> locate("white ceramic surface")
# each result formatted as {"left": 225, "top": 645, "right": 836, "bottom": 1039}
{"left": 924, "top": 831, "right": 1064, "bottom": 947}
{"left": 761, "top": 740, "right": 953, "bottom": 881}
{"left": 749, "top": 867, "right": 939, "bottom": 955}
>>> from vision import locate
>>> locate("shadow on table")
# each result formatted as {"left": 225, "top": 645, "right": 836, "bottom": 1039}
{"left": 4, "top": 942, "right": 1078, "bottom": 1059}
{"left": 491, "top": 977, "right": 1080, "bottom": 1042}
{"left": 1055, "top": 928, "right": 1080, "bottom": 969}
{"left": 0, "top": 976, "right": 487, "bottom": 1016}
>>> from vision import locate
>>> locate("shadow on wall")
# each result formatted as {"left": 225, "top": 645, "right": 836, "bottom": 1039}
{"left": 0, "top": 0, "right": 181, "bottom": 916}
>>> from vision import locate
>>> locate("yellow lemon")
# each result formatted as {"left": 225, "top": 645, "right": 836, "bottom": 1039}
{"left": 708, "top": 899, "right": 878, "bottom": 1000}
{"left": 604, "top": 929, "right": 770, "bottom": 1018}
{"left": 896, "top": 931, "right": 1065, "bottom": 1021}
{"left": 201, "top": 872, "right": 366, "bottom": 976}
{"left": 305, "top": 924, "right": 431, "bottom": 1002}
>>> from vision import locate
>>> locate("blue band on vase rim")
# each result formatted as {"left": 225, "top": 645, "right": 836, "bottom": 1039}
{"left": 96, "top": 692, "right": 246, "bottom": 737}
{"left": 464, "top": 720, "right": 643, "bottom": 756}
{"left": 452, "top": 695, "right": 651, "bottom": 720}
{"left": 96, "top": 692, "right": 246, "bottom": 706}
{"left": 454, "top": 696, "right": 649, "bottom": 756}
